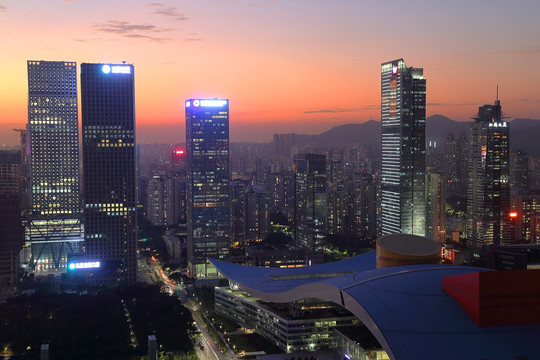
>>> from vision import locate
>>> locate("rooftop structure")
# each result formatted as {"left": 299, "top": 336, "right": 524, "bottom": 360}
{"left": 210, "top": 251, "right": 540, "bottom": 359}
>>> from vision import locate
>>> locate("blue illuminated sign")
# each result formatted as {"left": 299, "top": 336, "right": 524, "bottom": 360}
{"left": 188, "top": 99, "right": 227, "bottom": 108}
{"left": 68, "top": 261, "right": 101, "bottom": 270}
{"left": 201, "top": 99, "right": 227, "bottom": 107}
{"left": 101, "top": 64, "right": 131, "bottom": 74}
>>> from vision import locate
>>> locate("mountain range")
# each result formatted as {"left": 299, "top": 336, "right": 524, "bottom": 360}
{"left": 291, "top": 115, "right": 540, "bottom": 157}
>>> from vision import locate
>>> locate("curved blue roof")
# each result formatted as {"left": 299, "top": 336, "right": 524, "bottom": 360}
{"left": 210, "top": 251, "right": 540, "bottom": 360}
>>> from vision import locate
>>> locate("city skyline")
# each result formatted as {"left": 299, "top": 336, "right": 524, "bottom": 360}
{"left": 1, "top": 0, "right": 539, "bottom": 145}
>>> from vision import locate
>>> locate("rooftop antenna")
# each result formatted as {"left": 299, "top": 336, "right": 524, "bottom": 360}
{"left": 496, "top": 84, "right": 499, "bottom": 101}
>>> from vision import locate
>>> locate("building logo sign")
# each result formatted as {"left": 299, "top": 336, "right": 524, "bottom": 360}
{"left": 392, "top": 64, "right": 398, "bottom": 75}
{"left": 102, "top": 64, "right": 131, "bottom": 74}
{"left": 68, "top": 261, "right": 101, "bottom": 270}
{"left": 489, "top": 122, "right": 507, "bottom": 128}
{"left": 186, "top": 99, "right": 228, "bottom": 108}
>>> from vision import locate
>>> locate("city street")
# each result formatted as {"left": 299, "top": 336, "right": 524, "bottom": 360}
{"left": 141, "top": 257, "right": 233, "bottom": 360}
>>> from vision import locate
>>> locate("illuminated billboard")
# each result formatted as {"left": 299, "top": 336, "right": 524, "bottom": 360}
{"left": 68, "top": 261, "right": 101, "bottom": 270}
{"left": 185, "top": 99, "right": 227, "bottom": 108}
{"left": 101, "top": 64, "right": 132, "bottom": 74}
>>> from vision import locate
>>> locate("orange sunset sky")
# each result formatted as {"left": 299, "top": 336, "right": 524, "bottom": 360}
{"left": 0, "top": 0, "right": 539, "bottom": 145}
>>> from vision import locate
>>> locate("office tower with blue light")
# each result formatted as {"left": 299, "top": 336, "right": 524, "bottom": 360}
{"left": 24, "top": 60, "right": 83, "bottom": 273}
{"left": 81, "top": 63, "right": 137, "bottom": 284}
{"left": 380, "top": 59, "right": 426, "bottom": 236}
{"left": 185, "top": 99, "right": 230, "bottom": 278}
{"left": 467, "top": 99, "right": 510, "bottom": 248}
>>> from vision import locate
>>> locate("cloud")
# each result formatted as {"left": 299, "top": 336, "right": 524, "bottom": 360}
{"left": 246, "top": 0, "right": 278, "bottom": 7}
{"left": 73, "top": 38, "right": 103, "bottom": 43}
{"left": 427, "top": 102, "right": 477, "bottom": 107}
{"left": 94, "top": 20, "right": 172, "bottom": 42}
{"left": 519, "top": 99, "right": 540, "bottom": 103}
{"left": 185, "top": 38, "right": 203, "bottom": 42}
{"left": 0, "top": 5, "right": 7, "bottom": 13}
{"left": 304, "top": 105, "right": 379, "bottom": 114}
{"left": 490, "top": 49, "right": 540, "bottom": 56}
{"left": 148, "top": 3, "right": 189, "bottom": 21}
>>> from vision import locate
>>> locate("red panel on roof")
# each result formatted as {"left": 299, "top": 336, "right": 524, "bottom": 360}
{"left": 442, "top": 269, "right": 540, "bottom": 327}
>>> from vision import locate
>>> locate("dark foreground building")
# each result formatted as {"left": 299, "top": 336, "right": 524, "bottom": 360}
{"left": 81, "top": 63, "right": 137, "bottom": 284}
{"left": 0, "top": 151, "right": 23, "bottom": 294}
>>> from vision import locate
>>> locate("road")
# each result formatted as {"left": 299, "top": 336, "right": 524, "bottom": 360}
{"left": 142, "top": 257, "right": 233, "bottom": 360}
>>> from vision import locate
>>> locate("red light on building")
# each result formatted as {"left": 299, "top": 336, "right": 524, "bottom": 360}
{"left": 509, "top": 211, "right": 518, "bottom": 218}
{"left": 173, "top": 149, "right": 185, "bottom": 155}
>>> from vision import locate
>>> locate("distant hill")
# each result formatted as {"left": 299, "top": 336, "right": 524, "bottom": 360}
{"left": 509, "top": 118, "right": 540, "bottom": 157}
{"left": 287, "top": 116, "right": 540, "bottom": 156}
{"left": 425, "top": 114, "right": 470, "bottom": 144}
{"left": 293, "top": 120, "right": 381, "bottom": 148}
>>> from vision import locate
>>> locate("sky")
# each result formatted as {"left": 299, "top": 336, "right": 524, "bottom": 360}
{"left": 0, "top": 0, "right": 539, "bottom": 145}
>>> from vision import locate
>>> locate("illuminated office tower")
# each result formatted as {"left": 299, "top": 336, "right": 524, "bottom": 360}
{"left": 380, "top": 59, "right": 426, "bottom": 236}
{"left": 25, "top": 60, "right": 82, "bottom": 273}
{"left": 467, "top": 98, "right": 510, "bottom": 248}
{"left": 185, "top": 99, "right": 230, "bottom": 278}
{"left": 81, "top": 63, "right": 137, "bottom": 284}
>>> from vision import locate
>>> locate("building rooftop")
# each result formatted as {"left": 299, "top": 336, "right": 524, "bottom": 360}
{"left": 210, "top": 251, "right": 540, "bottom": 360}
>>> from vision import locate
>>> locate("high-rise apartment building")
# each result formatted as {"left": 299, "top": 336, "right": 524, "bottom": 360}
{"left": 294, "top": 153, "right": 326, "bottom": 250}
{"left": 425, "top": 168, "right": 446, "bottom": 243}
{"left": 146, "top": 173, "right": 183, "bottom": 226}
{"left": 511, "top": 148, "right": 529, "bottom": 190}
{"left": 185, "top": 99, "right": 230, "bottom": 278}
{"left": 380, "top": 59, "right": 426, "bottom": 236}
{"left": 268, "top": 171, "right": 295, "bottom": 224}
{"left": 24, "top": 60, "right": 82, "bottom": 273}
{"left": 444, "top": 133, "right": 468, "bottom": 185}
{"left": 466, "top": 99, "right": 510, "bottom": 248}
{"left": 81, "top": 63, "right": 137, "bottom": 284}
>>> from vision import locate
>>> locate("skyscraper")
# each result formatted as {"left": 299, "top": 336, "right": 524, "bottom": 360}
{"left": 380, "top": 59, "right": 426, "bottom": 236}
{"left": 293, "top": 153, "right": 326, "bottom": 250}
{"left": 425, "top": 168, "right": 446, "bottom": 243}
{"left": 25, "top": 60, "right": 82, "bottom": 272}
{"left": 467, "top": 98, "right": 510, "bottom": 248}
{"left": 185, "top": 99, "right": 230, "bottom": 279}
{"left": 81, "top": 63, "right": 137, "bottom": 284}
{"left": 0, "top": 150, "right": 23, "bottom": 293}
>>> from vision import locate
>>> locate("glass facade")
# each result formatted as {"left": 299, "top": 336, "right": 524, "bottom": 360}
{"left": 467, "top": 100, "right": 510, "bottom": 247}
{"left": 380, "top": 59, "right": 426, "bottom": 236}
{"left": 215, "top": 287, "right": 359, "bottom": 352}
{"left": 185, "top": 99, "right": 230, "bottom": 278}
{"left": 25, "top": 60, "right": 83, "bottom": 272}
{"left": 81, "top": 63, "right": 137, "bottom": 284}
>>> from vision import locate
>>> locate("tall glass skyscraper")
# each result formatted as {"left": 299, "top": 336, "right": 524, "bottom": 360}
{"left": 467, "top": 99, "right": 510, "bottom": 248}
{"left": 81, "top": 63, "right": 137, "bottom": 284}
{"left": 380, "top": 59, "right": 426, "bottom": 236}
{"left": 24, "top": 60, "right": 83, "bottom": 273}
{"left": 185, "top": 99, "right": 230, "bottom": 279}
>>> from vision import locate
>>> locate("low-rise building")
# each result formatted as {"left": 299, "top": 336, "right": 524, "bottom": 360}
{"left": 215, "top": 287, "right": 359, "bottom": 352}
